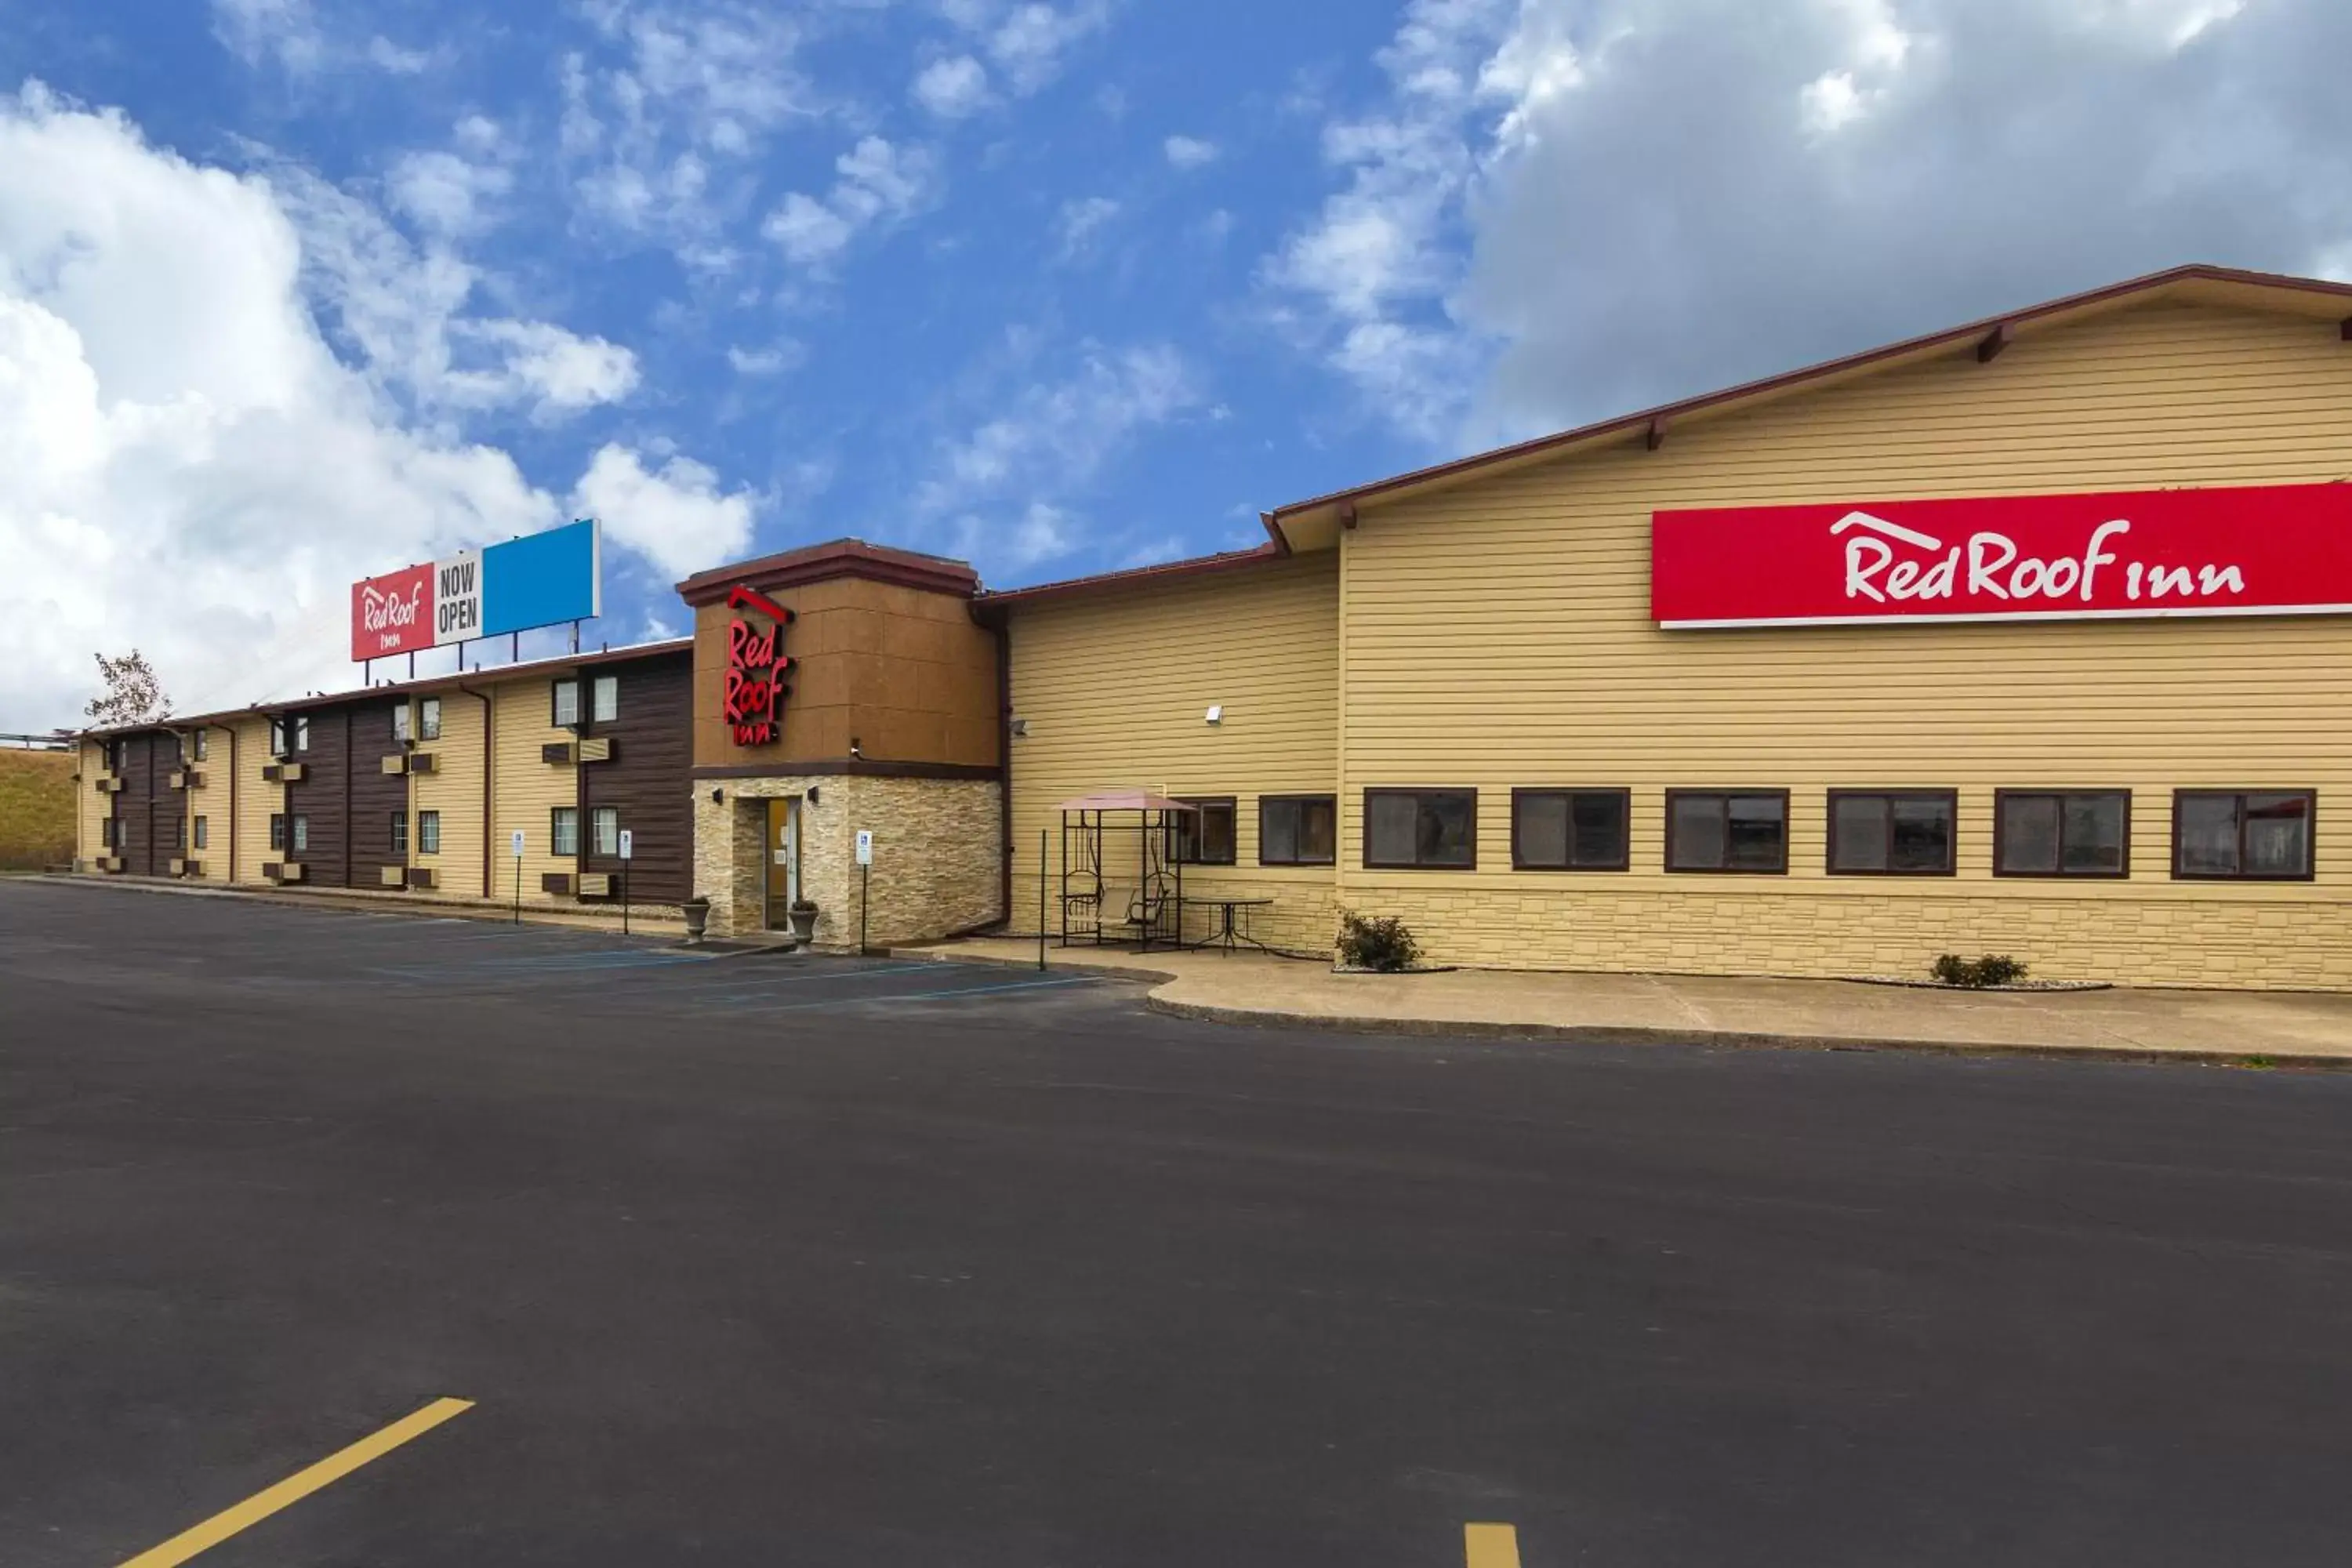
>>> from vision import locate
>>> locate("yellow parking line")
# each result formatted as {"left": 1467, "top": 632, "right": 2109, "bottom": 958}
{"left": 118, "top": 1397, "right": 473, "bottom": 1568}
{"left": 1465, "top": 1522, "right": 1522, "bottom": 1568}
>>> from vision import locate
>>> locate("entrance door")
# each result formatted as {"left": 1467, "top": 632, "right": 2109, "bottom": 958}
{"left": 764, "top": 797, "right": 800, "bottom": 930}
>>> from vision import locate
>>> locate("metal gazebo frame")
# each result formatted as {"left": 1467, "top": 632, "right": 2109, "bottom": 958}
{"left": 1057, "top": 791, "right": 1196, "bottom": 952}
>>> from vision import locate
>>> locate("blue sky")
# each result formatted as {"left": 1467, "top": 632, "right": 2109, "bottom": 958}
{"left": 6, "top": 0, "right": 2350, "bottom": 724}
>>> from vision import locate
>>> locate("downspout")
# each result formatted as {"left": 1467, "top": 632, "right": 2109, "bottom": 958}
{"left": 981, "top": 604, "right": 1013, "bottom": 928}
{"left": 459, "top": 681, "right": 492, "bottom": 898}
{"left": 227, "top": 720, "right": 238, "bottom": 884}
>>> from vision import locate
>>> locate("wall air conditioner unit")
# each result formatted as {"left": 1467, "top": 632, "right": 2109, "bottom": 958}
{"left": 168, "top": 857, "right": 187, "bottom": 876}
{"left": 409, "top": 752, "right": 439, "bottom": 775}
{"left": 262, "top": 764, "right": 281, "bottom": 783}
{"left": 98, "top": 855, "right": 125, "bottom": 873}
{"left": 408, "top": 866, "right": 439, "bottom": 891}
{"left": 539, "top": 872, "right": 575, "bottom": 896}
{"left": 380, "top": 754, "right": 408, "bottom": 776}
{"left": 265, "top": 861, "right": 307, "bottom": 884}
{"left": 541, "top": 742, "right": 576, "bottom": 766}
{"left": 379, "top": 865, "right": 408, "bottom": 888}
{"left": 279, "top": 761, "right": 307, "bottom": 783}
{"left": 575, "top": 872, "right": 614, "bottom": 899}
{"left": 576, "top": 737, "right": 614, "bottom": 764}
{"left": 181, "top": 858, "right": 204, "bottom": 877}
{"left": 169, "top": 768, "right": 199, "bottom": 789}
{"left": 96, "top": 776, "right": 124, "bottom": 794}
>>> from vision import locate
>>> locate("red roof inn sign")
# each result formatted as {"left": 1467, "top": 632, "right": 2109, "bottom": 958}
{"left": 1650, "top": 482, "right": 2352, "bottom": 629}
{"left": 723, "top": 585, "right": 794, "bottom": 746}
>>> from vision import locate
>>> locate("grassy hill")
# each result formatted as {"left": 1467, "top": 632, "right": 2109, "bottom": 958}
{"left": 0, "top": 750, "right": 76, "bottom": 870}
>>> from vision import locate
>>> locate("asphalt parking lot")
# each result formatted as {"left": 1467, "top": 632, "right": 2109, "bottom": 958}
{"left": 5, "top": 879, "right": 2352, "bottom": 1566}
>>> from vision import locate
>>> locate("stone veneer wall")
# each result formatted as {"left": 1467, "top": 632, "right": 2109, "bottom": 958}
{"left": 693, "top": 775, "right": 1004, "bottom": 947}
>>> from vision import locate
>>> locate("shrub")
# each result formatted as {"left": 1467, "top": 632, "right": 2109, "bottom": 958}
{"left": 1337, "top": 911, "right": 1421, "bottom": 972}
{"left": 1932, "top": 953, "right": 2029, "bottom": 988}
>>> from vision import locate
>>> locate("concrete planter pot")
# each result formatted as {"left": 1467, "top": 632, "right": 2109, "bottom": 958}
{"left": 681, "top": 898, "right": 711, "bottom": 945}
{"left": 787, "top": 901, "right": 819, "bottom": 944}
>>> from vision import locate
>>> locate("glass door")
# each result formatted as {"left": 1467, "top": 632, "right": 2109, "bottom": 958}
{"left": 764, "top": 797, "right": 800, "bottom": 929}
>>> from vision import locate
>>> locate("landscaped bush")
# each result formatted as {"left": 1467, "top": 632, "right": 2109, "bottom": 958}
{"left": 1932, "top": 953, "right": 2030, "bottom": 988}
{"left": 1336, "top": 911, "right": 1421, "bottom": 972}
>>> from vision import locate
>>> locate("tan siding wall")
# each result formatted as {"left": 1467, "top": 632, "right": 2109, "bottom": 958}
{"left": 76, "top": 741, "right": 108, "bottom": 868}
{"left": 412, "top": 692, "right": 490, "bottom": 897}
{"left": 227, "top": 717, "right": 277, "bottom": 884}
{"left": 491, "top": 677, "right": 578, "bottom": 904}
{"left": 1338, "top": 299, "right": 2352, "bottom": 988}
{"left": 184, "top": 728, "right": 221, "bottom": 879}
{"left": 1007, "top": 555, "right": 1341, "bottom": 955}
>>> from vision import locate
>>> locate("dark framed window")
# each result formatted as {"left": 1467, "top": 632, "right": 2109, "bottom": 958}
{"left": 551, "top": 807, "right": 579, "bottom": 858}
{"left": 419, "top": 810, "right": 441, "bottom": 855}
{"left": 1994, "top": 791, "right": 2129, "bottom": 877}
{"left": 292, "top": 815, "right": 309, "bottom": 852}
{"left": 1364, "top": 788, "right": 1477, "bottom": 869}
{"left": 1828, "top": 790, "right": 1956, "bottom": 875}
{"left": 593, "top": 675, "right": 619, "bottom": 724}
{"left": 419, "top": 696, "right": 442, "bottom": 741}
{"left": 193, "top": 815, "right": 208, "bottom": 850}
{"left": 2173, "top": 790, "right": 2314, "bottom": 880}
{"left": 391, "top": 702, "right": 412, "bottom": 744}
{"left": 269, "top": 813, "right": 285, "bottom": 851}
{"left": 192, "top": 729, "right": 209, "bottom": 760}
{"left": 552, "top": 679, "right": 581, "bottom": 728}
{"left": 1259, "top": 795, "right": 1337, "bottom": 866}
{"left": 294, "top": 717, "right": 310, "bottom": 753}
{"left": 1168, "top": 798, "right": 1238, "bottom": 865}
{"left": 390, "top": 811, "right": 409, "bottom": 857}
{"left": 267, "top": 720, "right": 285, "bottom": 757}
{"left": 1666, "top": 790, "right": 1789, "bottom": 873}
{"left": 593, "top": 807, "right": 620, "bottom": 856}
{"left": 1512, "top": 789, "right": 1630, "bottom": 870}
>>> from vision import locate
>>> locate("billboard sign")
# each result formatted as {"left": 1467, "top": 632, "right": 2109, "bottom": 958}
{"left": 350, "top": 518, "right": 602, "bottom": 661}
{"left": 1651, "top": 482, "right": 2352, "bottom": 629}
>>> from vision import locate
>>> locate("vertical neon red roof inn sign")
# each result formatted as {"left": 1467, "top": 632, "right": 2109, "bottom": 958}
{"left": 724, "top": 585, "right": 793, "bottom": 746}
{"left": 350, "top": 518, "right": 603, "bottom": 660}
{"left": 1650, "top": 482, "right": 2352, "bottom": 628}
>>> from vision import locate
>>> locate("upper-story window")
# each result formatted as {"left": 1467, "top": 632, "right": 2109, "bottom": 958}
{"left": 191, "top": 729, "right": 209, "bottom": 761}
{"left": 552, "top": 679, "right": 581, "bottom": 728}
{"left": 391, "top": 702, "right": 412, "bottom": 744}
{"left": 419, "top": 697, "right": 442, "bottom": 741}
{"left": 593, "top": 675, "right": 619, "bottom": 724}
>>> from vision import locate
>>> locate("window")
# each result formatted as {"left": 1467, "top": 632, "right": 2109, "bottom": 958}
{"left": 1364, "top": 789, "right": 1477, "bottom": 869}
{"left": 193, "top": 815, "right": 209, "bottom": 850}
{"left": 391, "top": 702, "right": 412, "bottom": 744}
{"left": 270, "top": 813, "right": 285, "bottom": 851}
{"left": 1512, "top": 789, "right": 1631, "bottom": 870}
{"left": 1828, "top": 791, "right": 1956, "bottom": 875}
{"left": 419, "top": 697, "right": 441, "bottom": 741}
{"left": 1259, "top": 795, "right": 1337, "bottom": 866}
{"left": 1168, "top": 797, "right": 1237, "bottom": 865}
{"left": 295, "top": 716, "right": 310, "bottom": 752}
{"left": 551, "top": 807, "right": 579, "bottom": 857}
{"left": 268, "top": 720, "right": 286, "bottom": 757}
{"left": 2174, "top": 790, "right": 2314, "bottom": 880}
{"left": 419, "top": 810, "right": 441, "bottom": 855}
{"left": 390, "top": 811, "right": 408, "bottom": 857}
{"left": 593, "top": 807, "right": 620, "bottom": 856}
{"left": 192, "top": 729, "right": 209, "bottom": 761}
{"left": 292, "top": 815, "right": 309, "bottom": 852}
{"left": 1667, "top": 791, "right": 1789, "bottom": 873}
{"left": 593, "top": 675, "right": 619, "bottom": 723}
{"left": 1995, "top": 791, "right": 2129, "bottom": 877}
{"left": 552, "top": 678, "right": 581, "bottom": 728}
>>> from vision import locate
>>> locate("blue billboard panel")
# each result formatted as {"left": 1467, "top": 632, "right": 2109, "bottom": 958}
{"left": 480, "top": 518, "right": 601, "bottom": 638}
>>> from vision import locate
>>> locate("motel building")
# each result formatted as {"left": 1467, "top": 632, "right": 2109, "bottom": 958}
{"left": 69, "top": 263, "right": 2352, "bottom": 990}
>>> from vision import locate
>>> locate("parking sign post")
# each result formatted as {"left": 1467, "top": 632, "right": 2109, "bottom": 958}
{"left": 510, "top": 829, "right": 524, "bottom": 925}
{"left": 619, "top": 829, "right": 633, "bottom": 936}
{"left": 855, "top": 829, "right": 873, "bottom": 956}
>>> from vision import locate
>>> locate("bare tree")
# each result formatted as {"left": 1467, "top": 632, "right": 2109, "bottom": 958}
{"left": 84, "top": 651, "right": 172, "bottom": 728}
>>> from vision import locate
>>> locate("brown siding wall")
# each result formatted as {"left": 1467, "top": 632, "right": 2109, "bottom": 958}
{"left": 284, "top": 707, "right": 350, "bottom": 886}
{"left": 579, "top": 651, "right": 694, "bottom": 903}
{"left": 120, "top": 731, "right": 172, "bottom": 876}
{"left": 348, "top": 702, "right": 410, "bottom": 887}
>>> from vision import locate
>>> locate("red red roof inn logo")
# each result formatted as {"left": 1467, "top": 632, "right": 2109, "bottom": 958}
{"left": 1650, "top": 481, "right": 2352, "bottom": 628}
{"left": 723, "top": 585, "right": 793, "bottom": 746}
{"left": 351, "top": 564, "right": 434, "bottom": 659}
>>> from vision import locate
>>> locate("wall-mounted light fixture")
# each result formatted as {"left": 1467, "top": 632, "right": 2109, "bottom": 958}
{"left": 806, "top": 785, "right": 821, "bottom": 805}
{"left": 1204, "top": 705, "right": 1224, "bottom": 726}
{"left": 710, "top": 787, "right": 724, "bottom": 804}
{"left": 1009, "top": 717, "right": 1029, "bottom": 738}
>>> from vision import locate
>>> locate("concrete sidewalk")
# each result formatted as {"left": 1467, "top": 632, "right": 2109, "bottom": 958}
{"left": 898, "top": 936, "right": 2352, "bottom": 1068}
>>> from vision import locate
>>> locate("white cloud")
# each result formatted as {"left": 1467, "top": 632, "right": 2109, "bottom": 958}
{"left": 913, "top": 55, "right": 993, "bottom": 118}
{"left": 1053, "top": 195, "right": 1120, "bottom": 260}
{"left": 942, "top": 1, "right": 1114, "bottom": 96}
{"left": 388, "top": 124, "right": 514, "bottom": 238}
{"left": 727, "top": 340, "right": 807, "bottom": 376}
{"left": 761, "top": 136, "right": 939, "bottom": 271}
{"left": 464, "top": 321, "right": 641, "bottom": 416}
{"left": 1163, "top": 134, "right": 1219, "bottom": 169}
{"left": 913, "top": 339, "right": 1202, "bottom": 577}
{"left": 210, "top": 0, "right": 326, "bottom": 74}
{"left": 0, "top": 85, "right": 558, "bottom": 726}
{"left": 572, "top": 443, "right": 757, "bottom": 579}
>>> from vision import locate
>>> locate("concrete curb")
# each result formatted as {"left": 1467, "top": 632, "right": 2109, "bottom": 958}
{"left": 887, "top": 944, "right": 2349, "bottom": 1073}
